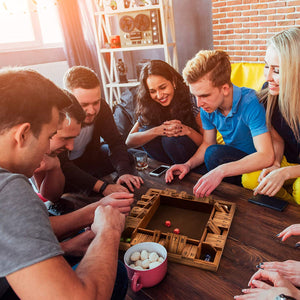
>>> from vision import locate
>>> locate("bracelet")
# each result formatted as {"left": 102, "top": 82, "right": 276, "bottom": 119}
{"left": 99, "top": 181, "right": 109, "bottom": 197}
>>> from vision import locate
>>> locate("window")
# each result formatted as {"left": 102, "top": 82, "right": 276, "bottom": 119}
{"left": 0, "top": 0, "right": 63, "bottom": 51}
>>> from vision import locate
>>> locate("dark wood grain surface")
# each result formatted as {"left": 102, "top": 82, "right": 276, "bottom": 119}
{"left": 122, "top": 159, "right": 300, "bottom": 300}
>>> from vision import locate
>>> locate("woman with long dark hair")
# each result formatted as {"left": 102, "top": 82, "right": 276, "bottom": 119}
{"left": 126, "top": 60, "right": 203, "bottom": 164}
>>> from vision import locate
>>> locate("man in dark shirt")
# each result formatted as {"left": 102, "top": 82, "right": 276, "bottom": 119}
{"left": 62, "top": 66, "right": 143, "bottom": 196}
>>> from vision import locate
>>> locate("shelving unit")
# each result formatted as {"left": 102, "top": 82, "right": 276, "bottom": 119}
{"left": 92, "top": 0, "right": 178, "bottom": 108}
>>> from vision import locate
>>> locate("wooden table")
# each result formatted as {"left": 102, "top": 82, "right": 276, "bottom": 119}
{"left": 123, "top": 159, "right": 300, "bottom": 300}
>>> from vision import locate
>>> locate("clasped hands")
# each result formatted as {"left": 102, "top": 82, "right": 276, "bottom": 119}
{"left": 160, "top": 120, "right": 190, "bottom": 137}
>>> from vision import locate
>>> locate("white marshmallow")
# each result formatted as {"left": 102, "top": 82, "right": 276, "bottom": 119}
{"left": 130, "top": 251, "right": 141, "bottom": 262}
{"left": 149, "top": 252, "right": 159, "bottom": 262}
{"left": 158, "top": 256, "right": 164, "bottom": 263}
{"left": 141, "top": 259, "right": 151, "bottom": 269}
{"left": 135, "top": 260, "right": 142, "bottom": 267}
{"left": 141, "top": 250, "right": 149, "bottom": 261}
{"left": 149, "top": 261, "right": 161, "bottom": 269}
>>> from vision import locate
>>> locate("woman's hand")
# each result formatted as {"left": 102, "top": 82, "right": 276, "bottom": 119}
{"left": 258, "top": 165, "right": 280, "bottom": 182}
{"left": 277, "top": 224, "right": 300, "bottom": 244}
{"left": 254, "top": 167, "right": 288, "bottom": 196}
{"left": 234, "top": 269, "right": 300, "bottom": 299}
{"left": 258, "top": 260, "right": 300, "bottom": 287}
{"left": 162, "top": 120, "right": 191, "bottom": 137}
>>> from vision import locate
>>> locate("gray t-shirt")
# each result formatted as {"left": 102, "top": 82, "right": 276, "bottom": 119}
{"left": 0, "top": 168, "right": 63, "bottom": 297}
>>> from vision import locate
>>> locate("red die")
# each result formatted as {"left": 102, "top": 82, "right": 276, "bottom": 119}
{"left": 173, "top": 228, "right": 180, "bottom": 234}
{"left": 165, "top": 220, "right": 171, "bottom": 227}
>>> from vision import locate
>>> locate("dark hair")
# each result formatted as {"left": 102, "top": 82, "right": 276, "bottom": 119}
{"left": 62, "top": 90, "right": 86, "bottom": 124}
{"left": 136, "top": 60, "right": 198, "bottom": 130}
{"left": 64, "top": 66, "right": 100, "bottom": 90}
{"left": 0, "top": 67, "right": 70, "bottom": 136}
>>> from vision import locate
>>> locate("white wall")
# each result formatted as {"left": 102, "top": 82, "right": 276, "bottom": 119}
{"left": 25, "top": 61, "right": 69, "bottom": 88}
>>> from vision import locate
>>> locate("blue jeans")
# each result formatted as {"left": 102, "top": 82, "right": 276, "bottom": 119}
{"left": 204, "top": 144, "right": 248, "bottom": 186}
{"left": 139, "top": 126, "right": 198, "bottom": 164}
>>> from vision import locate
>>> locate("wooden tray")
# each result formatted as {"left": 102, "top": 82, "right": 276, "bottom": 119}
{"left": 120, "top": 188, "right": 236, "bottom": 271}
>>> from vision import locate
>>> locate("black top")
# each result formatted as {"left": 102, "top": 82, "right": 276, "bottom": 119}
{"left": 271, "top": 101, "right": 300, "bottom": 164}
{"left": 59, "top": 99, "right": 133, "bottom": 193}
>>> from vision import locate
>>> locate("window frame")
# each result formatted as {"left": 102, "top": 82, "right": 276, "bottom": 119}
{"left": 0, "top": 0, "right": 66, "bottom": 66}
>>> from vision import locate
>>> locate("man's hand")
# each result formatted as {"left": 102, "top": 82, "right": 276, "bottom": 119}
{"left": 116, "top": 174, "right": 144, "bottom": 192}
{"left": 99, "top": 192, "right": 134, "bottom": 214}
{"left": 277, "top": 224, "right": 300, "bottom": 243}
{"left": 193, "top": 167, "right": 224, "bottom": 197}
{"left": 102, "top": 183, "right": 129, "bottom": 195}
{"left": 165, "top": 163, "right": 190, "bottom": 183}
{"left": 254, "top": 167, "right": 288, "bottom": 196}
{"left": 91, "top": 205, "right": 125, "bottom": 236}
{"left": 258, "top": 260, "right": 300, "bottom": 287}
{"left": 34, "top": 154, "right": 61, "bottom": 174}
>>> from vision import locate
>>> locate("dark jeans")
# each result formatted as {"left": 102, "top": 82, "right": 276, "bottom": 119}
{"left": 140, "top": 126, "right": 198, "bottom": 164}
{"left": 73, "top": 143, "right": 116, "bottom": 178}
{"left": 204, "top": 144, "right": 248, "bottom": 186}
{"left": 64, "top": 144, "right": 134, "bottom": 194}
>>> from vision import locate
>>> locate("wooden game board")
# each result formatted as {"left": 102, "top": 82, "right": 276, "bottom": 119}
{"left": 120, "top": 188, "right": 236, "bottom": 271}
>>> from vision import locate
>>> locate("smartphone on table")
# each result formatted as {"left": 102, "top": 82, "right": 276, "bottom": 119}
{"left": 248, "top": 194, "right": 288, "bottom": 212}
{"left": 149, "top": 165, "right": 170, "bottom": 177}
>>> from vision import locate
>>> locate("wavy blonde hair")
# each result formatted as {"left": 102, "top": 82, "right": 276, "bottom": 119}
{"left": 265, "top": 27, "right": 300, "bottom": 140}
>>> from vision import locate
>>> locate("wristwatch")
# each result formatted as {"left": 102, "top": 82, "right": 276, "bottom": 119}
{"left": 99, "top": 180, "right": 109, "bottom": 197}
{"left": 275, "top": 294, "right": 296, "bottom": 300}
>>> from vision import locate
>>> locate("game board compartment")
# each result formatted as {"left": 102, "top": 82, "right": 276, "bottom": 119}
{"left": 120, "top": 188, "right": 236, "bottom": 271}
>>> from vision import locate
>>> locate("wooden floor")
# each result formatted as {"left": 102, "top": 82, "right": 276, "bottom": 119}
{"left": 118, "top": 159, "right": 300, "bottom": 300}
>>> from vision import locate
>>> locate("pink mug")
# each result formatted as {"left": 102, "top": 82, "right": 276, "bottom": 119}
{"left": 124, "top": 242, "right": 167, "bottom": 292}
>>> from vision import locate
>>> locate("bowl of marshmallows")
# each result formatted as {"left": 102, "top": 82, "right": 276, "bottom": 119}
{"left": 124, "top": 242, "right": 167, "bottom": 292}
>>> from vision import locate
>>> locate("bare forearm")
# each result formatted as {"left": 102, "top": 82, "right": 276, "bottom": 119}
{"left": 186, "top": 127, "right": 203, "bottom": 146}
{"left": 186, "top": 142, "right": 208, "bottom": 169}
{"left": 273, "top": 140, "right": 285, "bottom": 167}
{"left": 50, "top": 204, "right": 96, "bottom": 240}
{"left": 126, "top": 127, "right": 160, "bottom": 148}
{"left": 281, "top": 165, "right": 300, "bottom": 181}
{"left": 75, "top": 230, "right": 121, "bottom": 299}
{"left": 34, "top": 168, "right": 65, "bottom": 202}
{"left": 219, "top": 151, "right": 274, "bottom": 178}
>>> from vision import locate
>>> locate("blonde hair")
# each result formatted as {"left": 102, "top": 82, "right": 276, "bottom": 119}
{"left": 266, "top": 27, "right": 300, "bottom": 140}
{"left": 182, "top": 50, "right": 232, "bottom": 87}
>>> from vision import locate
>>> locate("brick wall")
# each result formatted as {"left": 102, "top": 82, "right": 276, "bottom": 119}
{"left": 212, "top": 0, "right": 300, "bottom": 63}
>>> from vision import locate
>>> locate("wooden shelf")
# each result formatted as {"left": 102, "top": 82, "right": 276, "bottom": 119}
{"left": 92, "top": 0, "right": 178, "bottom": 108}
{"left": 99, "top": 44, "right": 165, "bottom": 53}
{"left": 106, "top": 80, "right": 140, "bottom": 88}
{"left": 95, "top": 4, "right": 160, "bottom": 15}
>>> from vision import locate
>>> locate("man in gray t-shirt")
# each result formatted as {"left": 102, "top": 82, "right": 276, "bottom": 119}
{"left": 0, "top": 67, "right": 130, "bottom": 299}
